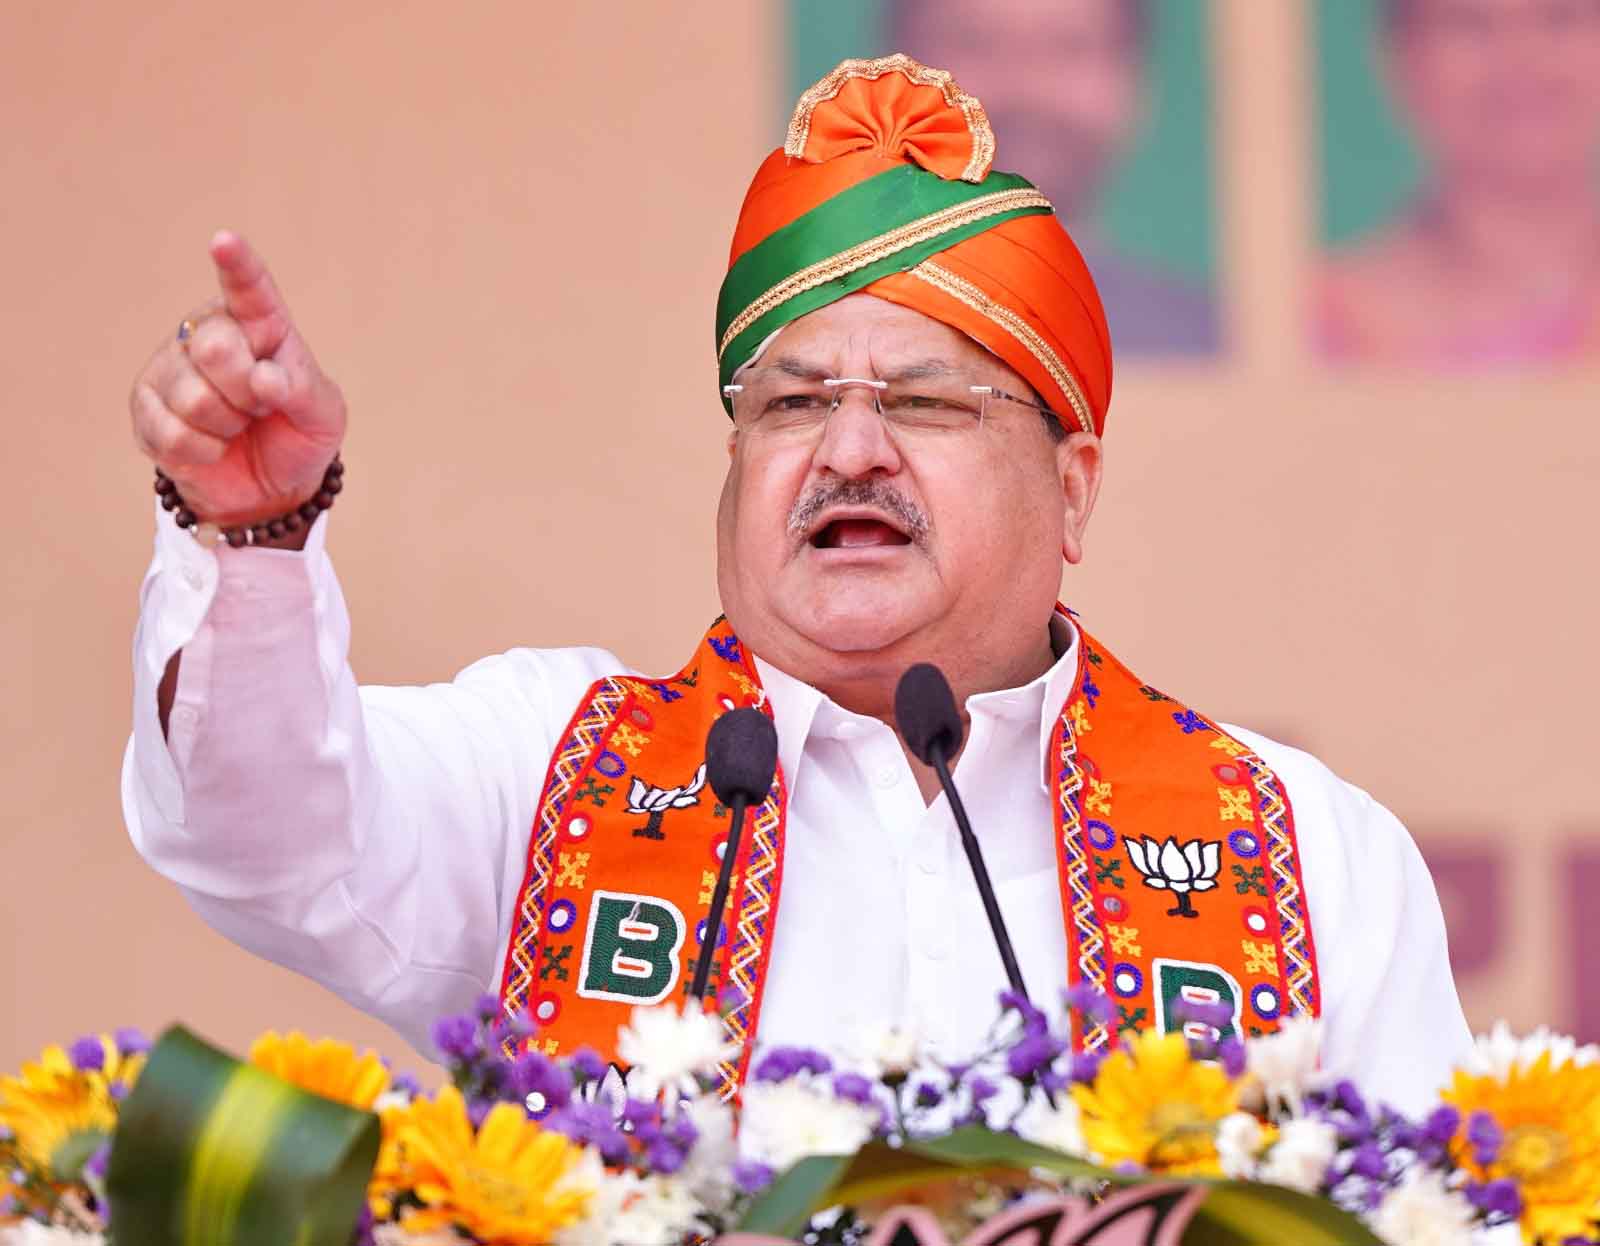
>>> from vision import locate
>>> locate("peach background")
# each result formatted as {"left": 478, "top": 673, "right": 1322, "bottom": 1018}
{"left": 2, "top": 0, "right": 1596, "bottom": 1075}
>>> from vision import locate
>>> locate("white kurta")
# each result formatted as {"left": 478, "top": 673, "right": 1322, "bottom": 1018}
{"left": 121, "top": 506, "right": 1472, "bottom": 1115}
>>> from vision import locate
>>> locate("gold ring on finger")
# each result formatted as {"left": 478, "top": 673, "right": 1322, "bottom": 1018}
{"left": 177, "top": 317, "right": 199, "bottom": 346}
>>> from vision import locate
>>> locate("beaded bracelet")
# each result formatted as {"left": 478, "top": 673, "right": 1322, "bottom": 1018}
{"left": 154, "top": 456, "right": 344, "bottom": 548}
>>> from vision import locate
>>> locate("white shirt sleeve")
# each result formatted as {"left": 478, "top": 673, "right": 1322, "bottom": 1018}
{"left": 120, "top": 504, "right": 620, "bottom": 1057}
{"left": 1232, "top": 727, "right": 1474, "bottom": 1118}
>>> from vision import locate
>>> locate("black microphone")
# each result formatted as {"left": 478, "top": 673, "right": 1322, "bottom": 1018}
{"left": 895, "top": 662, "right": 1033, "bottom": 1004}
{"left": 691, "top": 707, "right": 779, "bottom": 1000}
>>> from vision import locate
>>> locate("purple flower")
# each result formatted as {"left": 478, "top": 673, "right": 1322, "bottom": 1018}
{"left": 108, "top": 1081, "right": 131, "bottom": 1102}
{"left": 733, "top": 1159, "right": 775, "bottom": 1194}
{"left": 832, "top": 1072, "right": 875, "bottom": 1105}
{"left": 567, "top": 1047, "right": 607, "bottom": 1082}
{"left": 68, "top": 1036, "right": 105, "bottom": 1073}
{"left": 1039, "top": 1067, "right": 1070, "bottom": 1095}
{"left": 1349, "top": 1142, "right": 1386, "bottom": 1180}
{"left": 666, "top": 1112, "right": 699, "bottom": 1151}
{"left": 1069, "top": 1051, "right": 1106, "bottom": 1084}
{"left": 390, "top": 1072, "right": 422, "bottom": 1099}
{"left": 511, "top": 1052, "right": 572, "bottom": 1112}
{"left": 1466, "top": 1178, "right": 1522, "bottom": 1219}
{"left": 1171, "top": 997, "right": 1233, "bottom": 1031}
{"left": 1422, "top": 1104, "right": 1461, "bottom": 1146}
{"left": 1001, "top": 990, "right": 1050, "bottom": 1035}
{"left": 114, "top": 1028, "right": 150, "bottom": 1057}
{"left": 967, "top": 1075, "right": 998, "bottom": 1105}
{"left": 752, "top": 1047, "right": 832, "bottom": 1083}
{"left": 622, "top": 1098, "right": 662, "bottom": 1131}
{"left": 1006, "top": 1032, "right": 1063, "bottom": 1080}
{"left": 645, "top": 1138, "right": 687, "bottom": 1175}
{"left": 1218, "top": 1035, "right": 1247, "bottom": 1079}
{"left": 83, "top": 1143, "right": 110, "bottom": 1183}
{"left": 1333, "top": 1079, "right": 1370, "bottom": 1119}
{"left": 466, "top": 1096, "right": 494, "bottom": 1129}
{"left": 474, "top": 993, "right": 502, "bottom": 1022}
{"left": 545, "top": 1101, "right": 630, "bottom": 1164}
{"left": 432, "top": 1014, "right": 482, "bottom": 1063}
{"left": 913, "top": 1080, "right": 943, "bottom": 1108}
{"left": 1061, "top": 983, "right": 1114, "bottom": 1025}
{"left": 1466, "top": 1110, "right": 1503, "bottom": 1166}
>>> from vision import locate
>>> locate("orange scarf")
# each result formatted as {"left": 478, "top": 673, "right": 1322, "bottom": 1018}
{"left": 499, "top": 615, "right": 1320, "bottom": 1096}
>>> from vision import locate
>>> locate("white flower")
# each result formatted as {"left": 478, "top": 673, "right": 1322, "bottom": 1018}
{"left": 0, "top": 1223, "right": 106, "bottom": 1246}
{"left": 615, "top": 1002, "right": 739, "bottom": 1099}
{"left": 608, "top": 1175, "right": 702, "bottom": 1246}
{"left": 853, "top": 1021, "right": 921, "bottom": 1075}
{"left": 555, "top": 1169, "right": 642, "bottom": 1246}
{"left": 674, "top": 1095, "right": 739, "bottom": 1213}
{"left": 739, "top": 1080, "right": 878, "bottom": 1173}
{"left": 1215, "top": 1110, "right": 1266, "bottom": 1179}
{"left": 1244, "top": 1015, "right": 1325, "bottom": 1115}
{"left": 1462, "top": 1021, "right": 1600, "bottom": 1081}
{"left": 1368, "top": 1168, "right": 1478, "bottom": 1246}
{"left": 1258, "top": 1117, "right": 1337, "bottom": 1194}
{"left": 373, "top": 1227, "right": 468, "bottom": 1246}
{"left": 1012, "top": 1093, "right": 1086, "bottom": 1158}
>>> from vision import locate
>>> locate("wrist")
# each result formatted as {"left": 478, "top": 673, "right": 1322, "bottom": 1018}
{"left": 155, "top": 457, "right": 344, "bottom": 550}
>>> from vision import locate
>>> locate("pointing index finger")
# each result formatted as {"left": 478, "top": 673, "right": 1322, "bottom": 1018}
{"left": 208, "top": 230, "right": 292, "bottom": 359}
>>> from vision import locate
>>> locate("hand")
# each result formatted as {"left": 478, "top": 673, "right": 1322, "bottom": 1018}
{"left": 130, "top": 231, "right": 346, "bottom": 526}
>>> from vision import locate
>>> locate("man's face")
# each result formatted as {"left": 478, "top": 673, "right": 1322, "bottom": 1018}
{"left": 891, "top": 0, "right": 1145, "bottom": 219}
{"left": 1387, "top": 0, "right": 1600, "bottom": 191}
{"left": 716, "top": 295, "right": 1095, "bottom": 687}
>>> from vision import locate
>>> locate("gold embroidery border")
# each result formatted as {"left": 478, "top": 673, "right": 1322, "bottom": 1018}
{"left": 784, "top": 53, "right": 995, "bottom": 184}
{"left": 717, "top": 188, "right": 1048, "bottom": 361}
{"left": 910, "top": 260, "right": 1095, "bottom": 436}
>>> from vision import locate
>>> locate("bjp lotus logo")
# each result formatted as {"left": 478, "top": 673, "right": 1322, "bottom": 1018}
{"left": 626, "top": 765, "right": 707, "bottom": 841}
{"left": 1123, "top": 836, "right": 1222, "bottom": 919}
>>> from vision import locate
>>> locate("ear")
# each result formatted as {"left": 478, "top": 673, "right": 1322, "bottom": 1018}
{"left": 1057, "top": 432, "right": 1103, "bottom": 566}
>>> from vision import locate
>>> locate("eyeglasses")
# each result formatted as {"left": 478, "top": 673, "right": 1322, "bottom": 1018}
{"left": 722, "top": 370, "right": 1064, "bottom": 438}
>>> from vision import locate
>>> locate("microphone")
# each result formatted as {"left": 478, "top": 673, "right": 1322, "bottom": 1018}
{"left": 691, "top": 707, "right": 779, "bottom": 1001}
{"left": 895, "top": 663, "right": 1033, "bottom": 1005}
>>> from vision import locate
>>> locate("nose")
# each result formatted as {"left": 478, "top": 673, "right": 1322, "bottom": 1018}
{"left": 811, "top": 385, "right": 904, "bottom": 480}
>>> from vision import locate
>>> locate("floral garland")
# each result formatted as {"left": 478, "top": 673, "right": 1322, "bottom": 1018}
{"left": 1, "top": 990, "right": 1597, "bottom": 1245}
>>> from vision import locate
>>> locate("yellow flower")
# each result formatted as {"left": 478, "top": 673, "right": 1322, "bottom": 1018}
{"left": 372, "top": 1085, "right": 594, "bottom": 1243}
{"left": 1444, "top": 1051, "right": 1600, "bottom": 1243}
{"left": 248, "top": 1032, "right": 390, "bottom": 1110}
{"left": 0, "top": 1039, "right": 140, "bottom": 1181}
{"left": 1071, "top": 1030, "right": 1239, "bottom": 1176}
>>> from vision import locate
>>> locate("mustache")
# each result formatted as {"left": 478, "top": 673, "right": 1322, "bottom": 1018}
{"left": 786, "top": 478, "right": 931, "bottom": 544}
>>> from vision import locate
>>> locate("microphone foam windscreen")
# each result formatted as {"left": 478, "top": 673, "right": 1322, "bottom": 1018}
{"left": 705, "top": 707, "right": 780, "bottom": 807}
{"left": 894, "top": 663, "right": 964, "bottom": 765}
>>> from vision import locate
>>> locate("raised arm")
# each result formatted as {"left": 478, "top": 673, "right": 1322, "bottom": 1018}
{"left": 121, "top": 236, "right": 596, "bottom": 1056}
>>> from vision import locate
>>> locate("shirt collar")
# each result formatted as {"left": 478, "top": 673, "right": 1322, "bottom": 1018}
{"left": 752, "top": 611, "right": 1082, "bottom": 795}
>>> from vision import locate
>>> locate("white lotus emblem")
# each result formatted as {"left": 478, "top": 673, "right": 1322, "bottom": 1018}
{"left": 626, "top": 764, "right": 707, "bottom": 840}
{"left": 1124, "top": 836, "right": 1222, "bottom": 919}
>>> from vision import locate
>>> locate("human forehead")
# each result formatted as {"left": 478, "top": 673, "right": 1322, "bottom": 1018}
{"left": 757, "top": 295, "right": 1018, "bottom": 381}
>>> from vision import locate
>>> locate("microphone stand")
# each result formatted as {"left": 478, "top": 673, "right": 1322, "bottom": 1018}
{"left": 926, "top": 743, "right": 1030, "bottom": 1002}
{"left": 689, "top": 793, "right": 747, "bottom": 1001}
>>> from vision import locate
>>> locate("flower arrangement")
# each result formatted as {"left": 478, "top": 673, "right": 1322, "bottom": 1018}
{"left": 2, "top": 990, "right": 1597, "bottom": 1246}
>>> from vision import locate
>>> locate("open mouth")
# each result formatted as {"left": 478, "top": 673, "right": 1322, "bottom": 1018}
{"left": 810, "top": 517, "right": 913, "bottom": 550}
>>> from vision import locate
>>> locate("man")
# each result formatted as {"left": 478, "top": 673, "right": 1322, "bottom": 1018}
{"left": 889, "top": 0, "right": 1221, "bottom": 354}
{"left": 123, "top": 55, "right": 1467, "bottom": 1113}
{"left": 1317, "top": 0, "right": 1600, "bottom": 364}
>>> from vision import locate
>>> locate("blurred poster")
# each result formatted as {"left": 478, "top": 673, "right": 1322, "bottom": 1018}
{"left": 1314, "top": 0, "right": 1600, "bottom": 367}
{"left": 791, "top": 0, "right": 1224, "bottom": 356}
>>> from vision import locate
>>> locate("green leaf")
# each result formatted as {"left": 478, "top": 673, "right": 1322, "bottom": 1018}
{"left": 735, "top": 1154, "right": 855, "bottom": 1237}
{"left": 1183, "top": 1181, "right": 1383, "bottom": 1246}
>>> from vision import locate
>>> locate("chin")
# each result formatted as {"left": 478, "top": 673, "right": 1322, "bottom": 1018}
{"left": 786, "top": 597, "right": 929, "bottom": 657}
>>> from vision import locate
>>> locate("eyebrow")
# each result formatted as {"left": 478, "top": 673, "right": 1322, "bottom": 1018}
{"left": 765, "top": 354, "right": 959, "bottom": 382}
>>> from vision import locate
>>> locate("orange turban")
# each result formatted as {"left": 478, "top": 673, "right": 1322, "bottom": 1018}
{"left": 716, "top": 55, "right": 1113, "bottom": 437}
